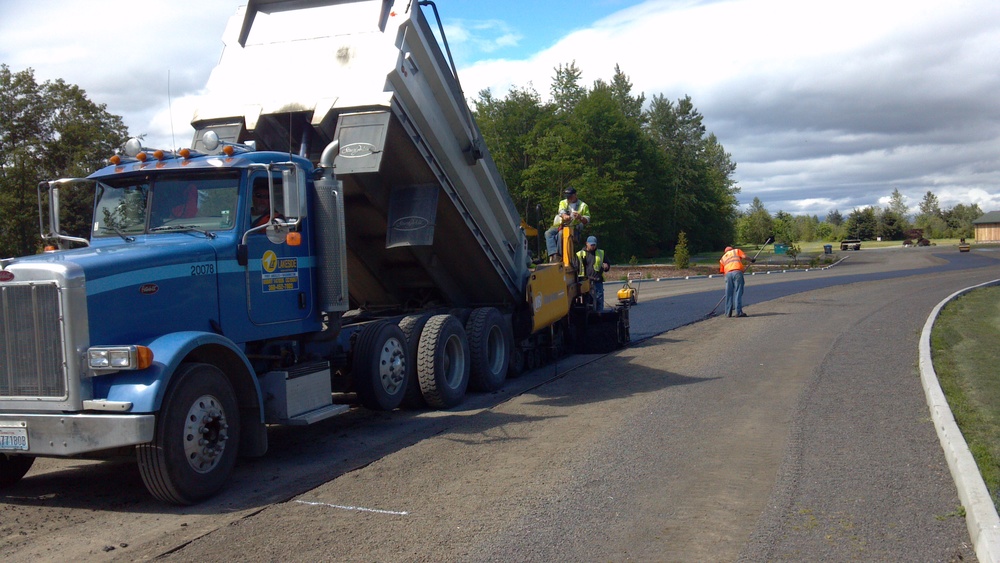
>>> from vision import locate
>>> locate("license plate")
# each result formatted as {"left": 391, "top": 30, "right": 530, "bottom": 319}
{"left": 0, "top": 422, "right": 29, "bottom": 451}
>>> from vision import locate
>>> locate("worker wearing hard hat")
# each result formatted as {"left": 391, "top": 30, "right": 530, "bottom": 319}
{"left": 577, "top": 235, "right": 611, "bottom": 310}
{"left": 545, "top": 187, "right": 590, "bottom": 262}
{"left": 719, "top": 245, "right": 754, "bottom": 317}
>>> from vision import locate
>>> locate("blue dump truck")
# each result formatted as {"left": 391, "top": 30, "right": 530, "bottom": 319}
{"left": 0, "top": 0, "right": 628, "bottom": 504}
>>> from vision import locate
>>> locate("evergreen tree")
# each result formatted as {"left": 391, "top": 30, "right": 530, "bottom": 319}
{"left": 845, "top": 207, "right": 878, "bottom": 240}
{"left": 674, "top": 231, "right": 690, "bottom": 269}
{"left": 918, "top": 190, "right": 941, "bottom": 217}
{"left": 609, "top": 64, "right": 645, "bottom": 124}
{"left": 550, "top": 61, "right": 585, "bottom": 115}
{"left": 826, "top": 209, "right": 843, "bottom": 226}
{"left": 887, "top": 188, "right": 909, "bottom": 220}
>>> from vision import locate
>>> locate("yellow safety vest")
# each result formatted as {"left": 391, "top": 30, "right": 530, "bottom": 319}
{"left": 577, "top": 248, "right": 605, "bottom": 279}
{"left": 553, "top": 198, "right": 591, "bottom": 227}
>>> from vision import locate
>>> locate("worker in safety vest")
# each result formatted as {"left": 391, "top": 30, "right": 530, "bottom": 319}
{"left": 545, "top": 187, "right": 590, "bottom": 262}
{"left": 719, "top": 245, "right": 754, "bottom": 317}
{"left": 577, "top": 235, "right": 611, "bottom": 310}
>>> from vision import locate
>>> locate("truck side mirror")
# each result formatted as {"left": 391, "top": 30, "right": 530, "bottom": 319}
{"left": 237, "top": 243, "right": 248, "bottom": 266}
{"left": 282, "top": 167, "right": 307, "bottom": 221}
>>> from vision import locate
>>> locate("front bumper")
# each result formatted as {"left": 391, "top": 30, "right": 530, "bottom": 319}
{"left": 0, "top": 413, "right": 155, "bottom": 456}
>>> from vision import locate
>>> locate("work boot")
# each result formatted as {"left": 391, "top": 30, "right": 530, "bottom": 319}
{"left": 737, "top": 312, "right": 748, "bottom": 317}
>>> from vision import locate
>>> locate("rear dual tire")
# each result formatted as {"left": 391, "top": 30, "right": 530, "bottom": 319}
{"left": 466, "top": 307, "right": 510, "bottom": 392}
{"left": 354, "top": 322, "right": 409, "bottom": 411}
{"left": 417, "top": 315, "right": 470, "bottom": 409}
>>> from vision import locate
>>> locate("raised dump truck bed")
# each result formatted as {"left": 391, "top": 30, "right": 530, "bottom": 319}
{"left": 191, "top": 0, "right": 528, "bottom": 311}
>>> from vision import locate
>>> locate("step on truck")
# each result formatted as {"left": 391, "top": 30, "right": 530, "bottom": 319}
{"left": 0, "top": 0, "right": 629, "bottom": 504}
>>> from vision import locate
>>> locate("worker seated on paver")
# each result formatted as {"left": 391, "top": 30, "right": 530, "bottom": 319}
{"left": 544, "top": 187, "right": 590, "bottom": 262}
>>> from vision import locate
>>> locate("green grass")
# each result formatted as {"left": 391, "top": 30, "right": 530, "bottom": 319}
{"left": 931, "top": 286, "right": 1000, "bottom": 510}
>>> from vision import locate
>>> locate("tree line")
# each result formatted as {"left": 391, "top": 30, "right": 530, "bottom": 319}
{"left": 0, "top": 64, "right": 129, "bottom": 258}
{"left": 473, "top": 62, "right": 740, "bottom": 261}
{"left": 11, "top": 59, "right": 971, "bottom": 264}
{"left": 737, "top": 188, "right": 982, "bottom": 246}
{"left": 3, "top": 61, "right": 739, "bottom": 262}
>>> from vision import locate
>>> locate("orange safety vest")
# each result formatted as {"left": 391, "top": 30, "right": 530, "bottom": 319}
{"left": 719, "top": 248, "right": 747, "bottom": 273}
{"left": 252, "top": 213, "right": 272, "bottom": 228}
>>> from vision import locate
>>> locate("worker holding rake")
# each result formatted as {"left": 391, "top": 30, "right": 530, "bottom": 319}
{"left": 719, "top": 245, "right": 754, "bottom": 317}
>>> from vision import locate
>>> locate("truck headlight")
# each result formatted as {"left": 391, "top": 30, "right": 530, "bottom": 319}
{"left": 87, "top": 346, "right": 153, "bottom": 371}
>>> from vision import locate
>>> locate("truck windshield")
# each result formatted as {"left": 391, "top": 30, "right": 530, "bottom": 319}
{"left": 93, "top": 172, "right": 240, "bottom": 238}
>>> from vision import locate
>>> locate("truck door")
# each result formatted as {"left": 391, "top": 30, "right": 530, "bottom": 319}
{"left": 245, "top": 171, "right": 313, "bottom": 325}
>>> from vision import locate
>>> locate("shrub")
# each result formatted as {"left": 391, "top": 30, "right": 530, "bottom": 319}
{"left": 674, "top": 231, "right": 691, "bottom": 269}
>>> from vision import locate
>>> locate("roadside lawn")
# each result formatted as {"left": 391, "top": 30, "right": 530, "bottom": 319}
{"left": 931, "top": 285, "right": 1000, "bottom": 511}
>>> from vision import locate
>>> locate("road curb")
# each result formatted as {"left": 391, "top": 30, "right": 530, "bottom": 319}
{"left": 919, "top": 279, "right": 1000, "bottom": 562}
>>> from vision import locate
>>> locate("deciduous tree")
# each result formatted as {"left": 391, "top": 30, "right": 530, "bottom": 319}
{"left": 0, "top": 65, "right": 128, "bottom": 257}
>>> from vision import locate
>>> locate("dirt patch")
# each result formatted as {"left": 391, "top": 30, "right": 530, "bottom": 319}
{"left": 608, "top": 264, "right": 718, "bottom": 280}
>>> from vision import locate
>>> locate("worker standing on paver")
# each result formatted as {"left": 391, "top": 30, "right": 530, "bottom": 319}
{"left": 719, "top": 245, "right": 754, "bottom": 317}
{"left": 577, "top": 235, "right": 611, "bottom": 310}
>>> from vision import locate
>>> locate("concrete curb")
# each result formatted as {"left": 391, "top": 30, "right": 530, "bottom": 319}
{"left": 919, "top": 280, "right": 1000, "bottom": 562}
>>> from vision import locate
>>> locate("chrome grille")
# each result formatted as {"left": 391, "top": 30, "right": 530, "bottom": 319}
{"left": 0, "top": 283, "right": 66, "bottom": 398}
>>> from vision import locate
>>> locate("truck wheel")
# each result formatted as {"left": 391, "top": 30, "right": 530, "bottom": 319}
{"left": 136, "top": 363, "right": 240, "bottom": 505}
{"left": 417, "top": 315, "right": 470, "bottom": 409}
{"left": 354, "top": 322, "right": 408, "bottom": 411}
{"left": 466, "top": 307, "right": 510, "bottom": 392}
{"left": 0, "top": 454, "right": 34, "bottom": 488}
{"left": 398, "top": 314, "right": 432, "bottom": 409}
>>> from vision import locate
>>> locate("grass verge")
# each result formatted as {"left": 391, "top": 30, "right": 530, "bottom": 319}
{"left": 931, "top": 286, "right": 1000, "bottom": 510}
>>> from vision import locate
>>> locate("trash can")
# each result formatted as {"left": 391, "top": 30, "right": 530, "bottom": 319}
{"left": 824, "top": 244, "right": 832, "bottom": 254}
{"left": 774, "top": 243, "right": 788, "bottom": 255}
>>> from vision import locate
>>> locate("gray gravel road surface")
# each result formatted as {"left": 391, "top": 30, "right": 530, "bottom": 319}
{"left": 1, "top": 247, "right": 995, "bottom": 562}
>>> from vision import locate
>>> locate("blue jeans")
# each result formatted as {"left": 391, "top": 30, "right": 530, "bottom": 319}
{"left": 545, "top": 226, "right": 560, "bottom": 256}
{"left": 725, "top": 270, "right": 745, "bottom": 316}
{"left": 592, "top": 281, "right": 604, "bottom": 310}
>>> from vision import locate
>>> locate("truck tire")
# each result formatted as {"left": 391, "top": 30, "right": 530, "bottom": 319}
{"left": 398, "top": 314, "right": 432, "bottom": 409}
{"left": 136, "top": 362, "right": 240, "bottom": 505}
{"left": 466, "top": 307, "right": 510, "bottom": 392}
{"left": 417, "top": 314, "right": 470, "bottom": 409}
{"left": 354, "top": 321, "right": 408, "bottom": 411}
{"left": 0, "top": 454, "right": 34, "bottom": 488}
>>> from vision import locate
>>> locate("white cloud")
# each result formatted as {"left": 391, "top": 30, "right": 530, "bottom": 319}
{"left": 457, "top": 0, "right": 1000, "bottom": 216}
{"left": 445, "top": 20, "right": 523, "bottom": 57}
{"left": 1, "top": 0, "right": 245, "bottom": 148}
{"left": 3, "top": 0, "right": 998, "bottom": 218}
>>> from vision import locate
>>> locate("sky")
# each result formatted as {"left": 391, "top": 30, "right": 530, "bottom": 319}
{"left": 2, "top": 0, "right": 999, "bottom": 218}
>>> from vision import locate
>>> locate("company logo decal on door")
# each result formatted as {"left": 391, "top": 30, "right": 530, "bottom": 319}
{"left": 261, "top": 250, "right": 299, "bottom": 293}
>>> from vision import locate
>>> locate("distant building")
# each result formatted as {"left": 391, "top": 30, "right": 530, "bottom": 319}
{"left": 972, "top": 211, "right": 1000, "bottom": 243}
